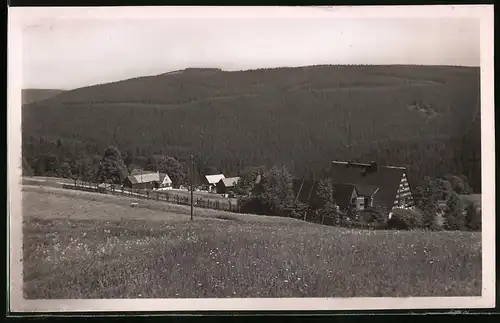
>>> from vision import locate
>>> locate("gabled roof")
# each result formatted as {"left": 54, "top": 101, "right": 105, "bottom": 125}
{"left": 159, "top": 173, "right": 172, "bottom": 185}
{"left": 292, "top": 179, "right": 356, "bottom": 210}
{"left": 126, "top": 172, "right": 160, "bottom": 184}
{"left": 328, "top": 161, "right": 407, "bottom": 210}
{"left": 219, "top": 177, "right": 240, "bottom": 188}
{"left": 205, "top": 174, "right": 225, "bottom": 185}
{"left": 354, "top": 184, "right": 379, "bottom": 197}
{"left": 292, "top": 179, "right": 318, "bottom": 204}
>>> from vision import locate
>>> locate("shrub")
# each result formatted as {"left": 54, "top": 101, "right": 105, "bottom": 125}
{"left": 387, "top": 208, "right": 424, "bottom": 230}
{"left": 444, "top": 192, "right": 466, "bottom": 231}
{"left": 465, "top": 202, "right": 481, "bottom": 231}
{"left": 318, "top": 202, "right": 340, "bottom": 225}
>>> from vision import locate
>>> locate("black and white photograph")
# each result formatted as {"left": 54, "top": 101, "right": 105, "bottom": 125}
{"left": 8, "top": 5, "right": 495, "bottom": 312}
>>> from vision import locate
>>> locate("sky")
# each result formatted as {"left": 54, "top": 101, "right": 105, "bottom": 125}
{"left": 20, "top": 10, "right": 480, "bottom": 90}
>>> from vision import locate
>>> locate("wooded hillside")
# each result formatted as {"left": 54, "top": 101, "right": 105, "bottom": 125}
{"left": 21, "top": 65, "right": 481, "bottom": 192}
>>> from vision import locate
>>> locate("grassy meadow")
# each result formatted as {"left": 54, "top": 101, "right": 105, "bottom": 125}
{"left": 22, "top": 185, "right": 482, "bottom": 299}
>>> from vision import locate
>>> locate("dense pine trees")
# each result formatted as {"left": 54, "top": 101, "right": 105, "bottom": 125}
{"left": 21, "top": 65, "right": 481, "bottom": 193}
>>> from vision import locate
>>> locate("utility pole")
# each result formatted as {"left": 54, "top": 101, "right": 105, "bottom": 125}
{"left": 190, "top": 154, "right": 194, "bottom": 221}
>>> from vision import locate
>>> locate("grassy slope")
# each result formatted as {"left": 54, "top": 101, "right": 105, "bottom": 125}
{"left": 22, "top": 186, "right": 482, "bottom": 299}
{"left": 22, "top": 89, "right": 66, "bottom": 105}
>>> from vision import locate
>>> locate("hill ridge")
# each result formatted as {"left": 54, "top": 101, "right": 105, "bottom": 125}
{"left": 21, "top": 65, "right": 481, "bottom": 192}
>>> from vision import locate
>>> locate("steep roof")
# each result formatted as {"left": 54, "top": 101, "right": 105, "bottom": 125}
{"left": 292, "top": 179, "right": 318, "bottom": 204}
{"left": 292, "top": 179, "right": 356, "bottom": 210}
{"left": 327, "top": 161, "right": 407, "bottom": 210}
{"left": 126, "top": 172, "right": 160, "bottom": 184}
{"left": 331, "top": 183, "right": 357, "bottom": 210}
{"left": 219, "top": 177, "right": 240, "bottom": 188}
{"left": 205, "top": 174, "right": 225, "bottom": 185}
{"left": 159, "top": 173, "right": 172, "bottom": 185}
{"left": 354, "top": 184, "right": 379, "bottom": 197}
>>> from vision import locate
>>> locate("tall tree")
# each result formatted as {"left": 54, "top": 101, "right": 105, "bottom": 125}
{"left": 157, "top": 156, "right": 187, "bottom": 188}
{"left": 415, "top": 177, "right": 443, "bottom": 228}
{"left": 258, "top": 165, "right": 295, "bottom": 216}
{"left": 97, "top": 146, "right": 128, "bottom": 184}
{"left": 56, "top": 162, "right": 72, "bottom": 179}
{"left": 313, "top": 178, "right": 340, "bottom": 225}
{"left": 443, "top": 174, "right": 473, "bottom": 194}
{"left": 233, "top": 165, "right": 265, "bottom": 196}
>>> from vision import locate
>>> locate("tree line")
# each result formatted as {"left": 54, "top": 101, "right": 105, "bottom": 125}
{"left": 233, "top": 164, "right": 481, "bottom": 232}
{"left": 22, "top": 65, "right": 481, "bottom": 193}
{"left": 22, "top": 141, "right": 481, "bottom": 232}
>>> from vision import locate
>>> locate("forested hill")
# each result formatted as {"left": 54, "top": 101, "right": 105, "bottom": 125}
{"left": 22, "top": 89, "right": 66, "bottom": 105}
{"left": 21, "top": 65, "right": 481, "bottom": 192}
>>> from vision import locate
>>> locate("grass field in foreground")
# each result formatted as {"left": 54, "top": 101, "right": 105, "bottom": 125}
{"left": 22, "top": 186, "right": 482, "bottom": 299}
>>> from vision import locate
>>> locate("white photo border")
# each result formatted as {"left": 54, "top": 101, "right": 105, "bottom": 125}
{"left": 7, "top": 4, "right": 495, "bottom": 312}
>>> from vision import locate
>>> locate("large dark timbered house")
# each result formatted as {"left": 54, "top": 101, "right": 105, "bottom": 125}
{"left": 327, "top": 161, "right": 414, "bottom": 212}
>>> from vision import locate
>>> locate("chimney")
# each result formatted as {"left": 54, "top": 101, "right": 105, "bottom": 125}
{"left": 369, "top": 161, "right": 379, "bottom": 173}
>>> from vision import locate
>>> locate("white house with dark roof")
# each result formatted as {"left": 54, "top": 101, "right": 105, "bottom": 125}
{"left": 123, "top": 171, "right": 162, "bottom": 190}
{"left": 158, "top": 172, "right": 173, "bottom": 189}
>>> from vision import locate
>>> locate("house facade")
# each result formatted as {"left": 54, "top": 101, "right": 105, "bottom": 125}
{"left": 204, "top": 174, "right": 225, "bottom": 193}
{"left": 159, "top": 173, "right": 173, "bottom": 189}
{"left": 123, "top": 171, "right": 161, "bottom": 190}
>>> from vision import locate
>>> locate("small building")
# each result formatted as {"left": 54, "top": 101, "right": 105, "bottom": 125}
{"left": 123, "top": 171, "right": 161, "bottom": 190}
{"left": 204, "top": 174, "right": 225, "bottom": 193}
{"left": 291, "top": 180, "right": 379, "bottom": 212}
{"left": 159, "top": 172, "right": 173, "bottom": 189}
{"left": 216, "top": 177, "right": 240, "bottom": 195}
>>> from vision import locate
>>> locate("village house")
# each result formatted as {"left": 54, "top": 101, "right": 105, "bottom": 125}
{"left": 158, "top": 172, "right": 173, "bottom": 189}
{"left": 326, "top": 161, "right": 414, "bottom": 212}
{"left": 216, "top": 177, "right": 240, "bottom": 196}
{"left": 204, "top": 174, "right": 225, "bottom": 193}
{"left": 292, "top": 161, "right": 414, "bottom": 214}
{"left": 123, "top": 170, "right": 172, "bottom": 190}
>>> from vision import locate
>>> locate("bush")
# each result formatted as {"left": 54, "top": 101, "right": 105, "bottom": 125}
{"left": 318, "top": 202, "right": 340, "bottom": 225}
{"left": 387, "top": 208, "right": 424, "bottom": 230}
{"left": 444, "top": 192, "right": 466, "bottom": 231}
{"left": 465, "top": 202, "right": 481, "bottom": 231}
{"left": 237, "top": 196, "right": 269, "bottom": 215}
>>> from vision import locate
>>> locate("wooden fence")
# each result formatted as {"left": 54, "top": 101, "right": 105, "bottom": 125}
{"left": 63, "top": 181, "right": 241, "bottom": 213}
